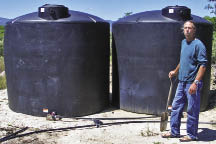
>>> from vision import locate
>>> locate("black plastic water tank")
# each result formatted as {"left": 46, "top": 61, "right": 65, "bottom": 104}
{"left": 4, "top": 4, "right": 110, "bottom": 117}
{"left": 112, "top": 6, "right": 212, "bottom": 115}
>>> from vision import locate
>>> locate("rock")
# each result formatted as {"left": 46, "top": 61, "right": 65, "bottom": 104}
{"left": 0, "top": 71, "right": 5, "bottom": 77}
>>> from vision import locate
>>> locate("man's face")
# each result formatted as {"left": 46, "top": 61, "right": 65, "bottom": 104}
{"left": 183, "top": 22, "right": 195, "bottom": 39}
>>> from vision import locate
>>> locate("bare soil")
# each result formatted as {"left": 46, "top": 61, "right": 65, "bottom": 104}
{"left": 0, "top": 66, "right": 216, "bottom": 144}
{"left": 1, "top": 89, "right": 216, "bottom": 144}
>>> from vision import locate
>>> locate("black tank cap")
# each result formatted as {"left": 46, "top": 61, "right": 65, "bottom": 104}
{"left": 38, "top": 4, "right": 70, "bottom": 20}
{"left": 162, "top": 6, "right": 192, "bottom": 21}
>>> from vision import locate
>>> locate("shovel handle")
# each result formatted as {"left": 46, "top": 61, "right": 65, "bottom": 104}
{"left": 165, "top": 77, "right": 175, "bottom": 111}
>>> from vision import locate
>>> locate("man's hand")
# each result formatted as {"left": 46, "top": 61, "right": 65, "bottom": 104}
{"left": 169, "top": 64, "right": 180, "bottom": 78}
{"left": 168, "top": 70, "right": 177, "bottom": 78}
{"left": 189, "top": 83, "right": 197, "bottom": 95}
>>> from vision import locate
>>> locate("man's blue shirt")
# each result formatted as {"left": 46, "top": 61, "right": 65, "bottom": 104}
{"left": 178, "top": 38, "right": 207, "bottom": 82}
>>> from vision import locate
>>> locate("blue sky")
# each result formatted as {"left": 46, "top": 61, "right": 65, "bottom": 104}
{"left": 0, "top": 0, "right": 214, "bottom": 20}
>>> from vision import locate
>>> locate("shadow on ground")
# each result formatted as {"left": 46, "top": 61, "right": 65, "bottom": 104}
{"left": 198, "top": 128, "right": 216, "bottom": 141}
{"left": 207, "top": 90, "right": 216, "bottom": 110}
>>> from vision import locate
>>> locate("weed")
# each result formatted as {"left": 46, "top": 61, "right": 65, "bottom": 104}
{"left": 0, "top": 56, "right": 5, "bottom": 72}
{"left": 140, "top": 125, "right": 159, "bottom": 137}
{"left": 0, "top": 75, "right": 6, "bottom": 89}
{"left": 153, "top": 142, "right": 163, "bottom": 144}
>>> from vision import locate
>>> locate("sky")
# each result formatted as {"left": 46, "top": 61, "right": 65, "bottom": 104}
{"left": 0, "top": 0, "right": 214, "bottom": 20}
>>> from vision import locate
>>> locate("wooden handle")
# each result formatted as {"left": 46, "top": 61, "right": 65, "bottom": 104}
{"left": 165, "top": 77, "right": 174, "bottom": 111}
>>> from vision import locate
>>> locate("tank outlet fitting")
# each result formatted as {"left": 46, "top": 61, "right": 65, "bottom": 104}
{"left": 162, "top": 6, "right": 192, "bottom": 21}
{"left": 38, "top": 4, "right": 70, "bottom": 20}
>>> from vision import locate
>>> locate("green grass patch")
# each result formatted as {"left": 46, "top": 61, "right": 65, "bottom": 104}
{"left": 0, "top": 56, "right": 6, "bottom": 90}
{"left": 0, "top": 56, "right": 5, "bottom": 72}
{"left": 212, "top": 32, "right": 216, "bottom": 64}
{"left": 0, "top": 75, "right": 6, "bottom": 90}
{"left": 0, "top": 26, "right": 4, "bottom": 57}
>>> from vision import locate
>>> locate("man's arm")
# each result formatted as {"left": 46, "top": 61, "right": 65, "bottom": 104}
{"left": 169, "top": 63, "right": 180, "bottom": 78}
{"left": 195, "top": 65, "right": 206, "bottom": 81}
{"left": 189, "top": 65, "right": 206, "bottom": 95}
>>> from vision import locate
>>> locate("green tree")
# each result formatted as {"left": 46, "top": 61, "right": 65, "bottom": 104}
{"left": 205, "top": 0, "right": 216, "bottom": 15}
{"left": 124, "top": 12, "right": 133, "bottom": 17}
{"left": 204, "top": 16, "right": 216, "bottom": 63}
{"left": 204, "top": 16, "right": 216, "bottom": 31}
{"left": 211, "top": 32, "right": 216, "bottom": 64}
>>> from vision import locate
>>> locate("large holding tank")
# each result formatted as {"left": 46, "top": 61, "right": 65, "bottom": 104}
{"left": 112, "top": 6, "right": 213, "bottom": 115}
{"left": 4, "top": 4, "right": 110, "bottom": 117}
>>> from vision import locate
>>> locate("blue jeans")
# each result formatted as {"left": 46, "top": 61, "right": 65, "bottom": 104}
{"left": 170, "top": 81, "right": 203, "bottom": 140}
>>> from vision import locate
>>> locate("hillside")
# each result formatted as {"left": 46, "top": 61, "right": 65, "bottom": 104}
{"left": 0, "top": 17, "right": 10, "bottom": 26}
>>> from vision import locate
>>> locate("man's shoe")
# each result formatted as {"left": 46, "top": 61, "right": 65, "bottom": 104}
{"left": 179, "top": 136, "right": 197, "bottom": 142}
{"left": 161, "top": 132, "right": 180, "bottom": 138}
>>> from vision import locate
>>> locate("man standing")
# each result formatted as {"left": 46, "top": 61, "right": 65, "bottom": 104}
{"left": 162, "top": 20, "right": 207, "bottom": 142}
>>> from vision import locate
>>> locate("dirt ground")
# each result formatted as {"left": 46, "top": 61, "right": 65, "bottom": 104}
{"left": 0, "top": 66, "right": 216, "bottom": 144}
{"left": 0, "top": 90, "right": 216, "bottom": 144}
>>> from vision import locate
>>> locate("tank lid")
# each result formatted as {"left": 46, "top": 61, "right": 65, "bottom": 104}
{"left": 38, "top": 4, "right": 70, "bottom": 20}
{"left": 162, "top": 6, "right": 192, "bottom": 21}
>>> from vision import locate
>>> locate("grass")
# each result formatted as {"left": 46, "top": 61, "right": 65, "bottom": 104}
{"left": 0, "top": 56, "right": 5, "bottom": 72}
{"left": 0, "top": 26, "right": 4, "bottom": 57}
{"left": 0, "top": 56, "right": 6, "bottom": 89}
{"left": 212, "top": 32, "right": 216, "bottom": 64}
{"left": 0, "top": 75, "right": 6, "bottom": 90}
{"left": 140, "top": 125, "right": 158, "bottom": 137}
{"left": 153, "top": 142, "right": 163, "bottom": 144}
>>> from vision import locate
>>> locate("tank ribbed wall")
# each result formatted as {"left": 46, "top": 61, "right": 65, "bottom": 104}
{"left": 112, "top": 6, "right": 212, "bottom": 115}
{"left": 4, "top": 5, "right": 110, "bottom": 117}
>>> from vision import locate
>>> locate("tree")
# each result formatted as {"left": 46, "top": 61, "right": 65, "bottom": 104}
{"left": 204, "top": 16, "right": 216, "bottom": 63}
{"left": 205, "top": 0, "right": 216, "bottom": 15}
{"left": 124, "top": 12, "right": 133, "bottom": 17}
{"left": 204, "top": 16, "right": 216, "bottom": 31}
